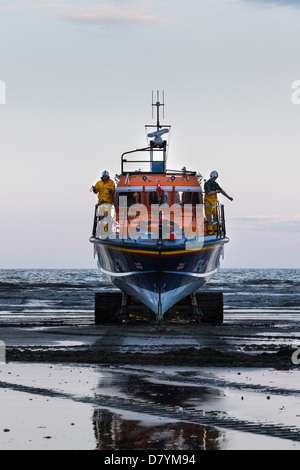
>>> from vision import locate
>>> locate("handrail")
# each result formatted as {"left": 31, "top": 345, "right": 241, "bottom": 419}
{"left": 92, "top": 202, "right": 227, "bottom": 240}
{"left": 121, "top": 147, "right": 166, "bottom": 174}
{"left": 92, "top": 204, "right": 98, "bottom": 237}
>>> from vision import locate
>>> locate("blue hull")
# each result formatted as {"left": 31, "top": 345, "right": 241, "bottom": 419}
{"left": 90, "top": 236, "right": 229, "bottom": 317}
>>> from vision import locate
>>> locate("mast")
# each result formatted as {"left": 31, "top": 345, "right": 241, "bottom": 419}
{"left": 152, "top": 90, "right": 165, "bottom": 131}
{"left": 121, "top": 91, "right": 170, "bottom": 174}
{"left": 148, "top": 90, "right": 170, "bottom": 173}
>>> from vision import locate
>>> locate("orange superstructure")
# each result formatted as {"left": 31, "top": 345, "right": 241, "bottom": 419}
{"left": 113, "top": 172, "right": 206, "bottom": 238}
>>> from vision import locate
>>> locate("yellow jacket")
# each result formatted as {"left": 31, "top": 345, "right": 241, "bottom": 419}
{"left": 94, "top": 178, "right": 115, "bottom": 204}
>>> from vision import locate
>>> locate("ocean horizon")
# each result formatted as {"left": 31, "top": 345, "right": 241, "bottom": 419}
{"left": 0, "top": 268, "right": 299, "bottom": 322}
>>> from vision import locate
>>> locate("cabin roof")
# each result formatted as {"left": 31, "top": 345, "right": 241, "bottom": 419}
{"left": 115, "top": 172, "right": 202, "bottom": 190}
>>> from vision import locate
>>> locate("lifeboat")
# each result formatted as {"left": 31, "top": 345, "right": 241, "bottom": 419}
{"left": 90, "top": 93, "right": 229, "bottom": 322}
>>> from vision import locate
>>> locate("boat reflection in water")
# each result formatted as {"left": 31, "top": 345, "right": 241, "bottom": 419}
{"left": 92, "top": 370, "right": 224, "bottom": 450}
{"left": 93, "top": 409, "right": 222, "bottom": 450}
{"left": 90, "top": 92, "right": 229, "bottom": 323}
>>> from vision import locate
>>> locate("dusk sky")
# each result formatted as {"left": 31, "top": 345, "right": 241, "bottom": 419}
{"left": 1, "top": 0, "right": 300, "bottom": 268}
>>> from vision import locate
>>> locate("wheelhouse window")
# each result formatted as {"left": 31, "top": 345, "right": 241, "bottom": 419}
{"left": 117, "top": 192, "right": 141, "bottom": 207}
{"left": 176, "top": 191, "right": 202, "bottom": 205}
{"left": 148, "top": 191, "right": 170, "bottom": 205}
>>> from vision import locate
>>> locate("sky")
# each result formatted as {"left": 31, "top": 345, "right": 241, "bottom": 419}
{"left": 0, "top": 0, "right": 300, "bottom": 269}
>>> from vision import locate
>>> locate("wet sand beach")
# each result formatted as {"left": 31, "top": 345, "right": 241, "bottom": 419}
{"left": 1, "top": 269, "right": 299, "bottom": 450}
{"left": 1, "top": 310, "right": 300, "bottom": 450}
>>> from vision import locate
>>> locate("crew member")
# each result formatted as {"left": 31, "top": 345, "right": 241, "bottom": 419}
{"left": 92, "top": 170, "right": 115, "bottom": 205}
{"left": 204, "top": 171, "right": 233, "bottom": 235}
{"left": 92, "top": 171, "right": 115, "bottom": 235}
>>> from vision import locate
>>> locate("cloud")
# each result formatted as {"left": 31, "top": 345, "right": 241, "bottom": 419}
{"left": 240, "top": 0, "right": 300, "bottom": 7}
{"left": 228, "top": 215, "right": 300, "bottom": 232}
{"left": 0, "top": 0, "right": 70, "bottom": 12}
{"left": 56, "top": 1, "right": 161, "bottom": 26}
{"left": 57, "top": 10, "right": 160, "bottom": 26}
{"left": 0, "top": 0, "right": 161, "bottom": 26}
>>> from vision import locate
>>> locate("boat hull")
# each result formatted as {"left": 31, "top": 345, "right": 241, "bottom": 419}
{"left": 90, "top": 237, "right": 228, "bottom": 317}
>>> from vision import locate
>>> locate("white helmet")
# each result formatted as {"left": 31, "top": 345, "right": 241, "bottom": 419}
{"left": 102, "top": 170, "right": 109, "bottom": 177}
{"left": 210, "top": 170, "right": 218, "bottom": 179}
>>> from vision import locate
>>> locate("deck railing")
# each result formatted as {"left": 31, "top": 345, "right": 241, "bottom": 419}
{"left": 91, "top": 202, "right": 226, "bottom": 241}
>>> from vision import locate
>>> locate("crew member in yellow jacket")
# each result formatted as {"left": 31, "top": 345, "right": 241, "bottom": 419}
{"left": 92, "top": 171, "right": 115, "bottom": 234}
{"left": 204, "top": 171, "right": 233, "bottom": 235}
{"left": 92, "top": 170, "right": 115, "bottom": 205}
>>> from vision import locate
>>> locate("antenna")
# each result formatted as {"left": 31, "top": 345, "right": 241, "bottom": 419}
{"left": 152, "top": 90, "right": 165, "bottom": 131}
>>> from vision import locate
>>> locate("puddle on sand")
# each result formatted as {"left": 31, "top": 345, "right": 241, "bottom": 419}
{"left": 92, "top": 408, "right": 300, "bottom": 451}
{"left": 0, "top": 363, "right": 300, "bottom": 450}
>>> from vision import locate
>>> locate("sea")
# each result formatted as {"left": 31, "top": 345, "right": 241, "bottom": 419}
{"left": 0, "top": 269, "right": 299, "bottom": 324}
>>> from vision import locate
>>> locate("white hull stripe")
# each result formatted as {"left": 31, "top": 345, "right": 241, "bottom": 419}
{"left": 164, "top": 269, "right": 218, "bottom": 278}
{"left": 100, "top": 268, "right": 154, "bottom": 277}
{"left": 100, "top": 267, "right": 218, "bottom": 278}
